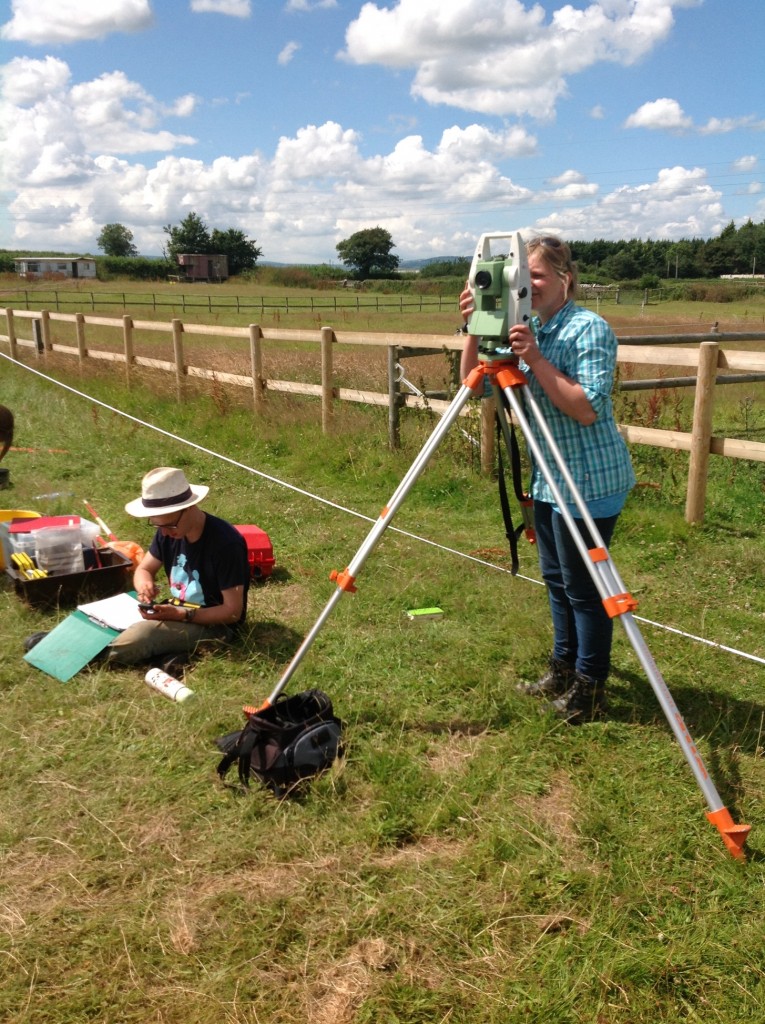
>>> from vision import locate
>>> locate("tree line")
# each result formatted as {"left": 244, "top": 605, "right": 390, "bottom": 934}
{"left": 420, "top": 219, "right": 765, "bottom": 285}
{"left": 572, "top": 220, "right": 765, "bottom": 281}
{"left": 3, "top": 217, "right": 764, "bottom": 284}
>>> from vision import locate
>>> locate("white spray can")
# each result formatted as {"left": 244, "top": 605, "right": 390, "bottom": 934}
{"left": 144, "top": 668, "right": 194, "bottom": 703}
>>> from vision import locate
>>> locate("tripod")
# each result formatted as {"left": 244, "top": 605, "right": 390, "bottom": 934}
{"left": 260, "top": 351, "right": 749, "bottom": 860}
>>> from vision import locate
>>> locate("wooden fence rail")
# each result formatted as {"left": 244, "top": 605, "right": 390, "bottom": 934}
{"left": 3, "top": 306, "right": 765, "bottom": 524}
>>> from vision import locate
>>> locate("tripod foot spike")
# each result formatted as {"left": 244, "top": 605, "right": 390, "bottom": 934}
{"left": 706, "top": 807, "right": 750, "bottom": 859}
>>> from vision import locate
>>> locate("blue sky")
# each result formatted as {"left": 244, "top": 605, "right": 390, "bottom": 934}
{"left": 1, "top": 0, "right": 763, "bottom": 263}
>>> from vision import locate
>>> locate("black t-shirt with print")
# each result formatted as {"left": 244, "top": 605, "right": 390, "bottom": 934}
{"left": 149, "top": 512, "right": 250, "bottom": 625}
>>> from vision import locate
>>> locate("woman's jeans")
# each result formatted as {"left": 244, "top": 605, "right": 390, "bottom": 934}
{"left": 533, "top": 500, "right": 620, "bottom": 683}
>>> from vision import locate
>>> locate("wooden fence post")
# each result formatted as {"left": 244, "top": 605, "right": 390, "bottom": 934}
{"left": 480, "top": 393, "right": 496, "bottom": 475}
{"left": 171, "top": 318, "right": 185, "bottom": 402}
{"left": 32, "top": 318, "right": 44, "bottom": 355}
{"left": 388, "top": 345, "right": 400, "bottom": 449}
{"left": 122, "top": 315, "right": 134, "bottom": 388}
{"left": 685, "top": 340, "right": 719, "bottom": 524}
{"left": 41, "top": 310, "right": 52, "bottom": 352}
{"left": 75, "top": 312, "right": 87, "bottom": 366}
{"left": 321, "top": 326, "right": 335, "bottom": 435}
{"left": 5, "top": 309, "right": 17, "bottom": 360}
{"left": 249, "top": 324, "right": 264, "bottom": 414}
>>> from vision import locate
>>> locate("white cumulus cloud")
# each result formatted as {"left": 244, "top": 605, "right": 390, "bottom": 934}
{"left": 285, "top": 0, "right": 338, "bottom": 10}
{"left": 0, "top": 56, "right": 197, "bottom": 192}
{"left": 624, "top": 97, "right": 693, "bottom": 131}
{"left": 0, "top": 0, "right": 152, "bottom": 44}
{"left": 0, "top": 54, "right": 70, "bottom": 105}
{"left": 190, "top": 0, "right": 251, "bottom": 16}
{"left": 340, "top": 0, "right": 701, "bottom": 119}
{"left": 542, "top": 170, "right": 599, "bottom": 202}
{"left": 278, "top": 41, "right": 301, "bottom": 65}
{"left": 733, "top": 155, "right": 758, "bottom": 173}
{"left": 699, "top": 114, "right": 765, "bottom": 135}
{"left": 625, "top": 101, "right": 765, "bottom": 136}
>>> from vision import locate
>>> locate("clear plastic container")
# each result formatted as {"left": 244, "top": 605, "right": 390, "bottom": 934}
{"left": 34, "top": 523, "right": 84, "bottom": 576}
{"left": 79, "top": 518, "right": 102, "bottom": 548}
{"left": 0, "top": 510, "right": 41, "bottom": 570}
{"left": 1, "top": 524, "right": 38, "bottom": 567}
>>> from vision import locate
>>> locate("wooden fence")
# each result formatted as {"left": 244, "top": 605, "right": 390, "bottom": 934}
{"left": 0, "top": 286, "right": 667, "bottom": 315}
{"left": 0, "top": 290, "right": 456, "bottom": 315}
{"left": 3, "top": 306, "right": 765, "bottom": 524}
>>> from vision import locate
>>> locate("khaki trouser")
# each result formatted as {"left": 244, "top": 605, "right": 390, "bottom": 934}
{"left": 106, "top": 619, "right": 235, "bottom": 665}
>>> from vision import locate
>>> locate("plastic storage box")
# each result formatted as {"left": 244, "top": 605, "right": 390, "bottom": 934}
{"left": 234, "top": 525, "right": 275, "bottom": 579}
{"left": 2, "top": 515, "right": 102, "bottom": 571}
{"left": 2, "top": 514, "right": 81, "bottom": 565}
{"left": 7, "top": 545, "right": 133, "bottom": 608}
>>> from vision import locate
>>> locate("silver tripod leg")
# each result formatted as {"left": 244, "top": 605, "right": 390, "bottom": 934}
{"left": 494, "top": 365, "right": 750, "bottom": 859}
{"left": 265, "top": 381, "right": 478, "bottom": 707}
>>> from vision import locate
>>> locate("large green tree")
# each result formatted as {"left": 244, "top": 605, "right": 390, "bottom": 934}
{"left": 163, "top": 213, "right": 262, "bottom": 274}
{"left": 210, "top": 228, "right": 262, "bottom": 275}
{"left": 97, "top": 223, "right": 138, "bottom": 257}
{"left": 163, "top": 212, "right": 212, "bottom": 263}
{"left": 336, "top": 226, "right": 399, "bottom": 279}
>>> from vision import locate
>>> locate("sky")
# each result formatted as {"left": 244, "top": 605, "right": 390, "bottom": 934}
{"left": 1, "top": 0, "right": 763, "bottom": 264}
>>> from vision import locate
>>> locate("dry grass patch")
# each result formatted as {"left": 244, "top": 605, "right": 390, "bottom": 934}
{"left": 424, "top": 728, "right": 489, "bottom": 775}
{"left": 307, "top": 937, "right": 397, "bottom": 1024}
{"left": 517, "top": 769, "right": 600, "bottom": 874}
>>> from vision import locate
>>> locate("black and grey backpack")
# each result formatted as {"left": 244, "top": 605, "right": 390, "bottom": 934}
{"left": 215, "top": 689, "right": 343, "bottom": 798}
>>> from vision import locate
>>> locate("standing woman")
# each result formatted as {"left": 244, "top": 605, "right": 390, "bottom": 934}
{"left": 460, "top": 236, "right": 635, "bottom": 723}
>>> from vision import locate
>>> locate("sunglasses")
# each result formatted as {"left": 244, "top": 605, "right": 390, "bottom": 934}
{"left": 148, "top": 508, "right": 186, "bottom": 531}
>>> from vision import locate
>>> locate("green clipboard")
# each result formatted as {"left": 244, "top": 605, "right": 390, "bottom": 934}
{"left": 24, "top": 610, "right": 119, "bottom": 682}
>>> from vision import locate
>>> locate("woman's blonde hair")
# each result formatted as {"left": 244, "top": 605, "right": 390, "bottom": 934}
{"left": 526, "top": 235, "right": 578, "bottom": 298}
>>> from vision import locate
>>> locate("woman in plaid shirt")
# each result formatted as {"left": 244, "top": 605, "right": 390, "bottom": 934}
{"left": 460, "top": 236, "right": 635, "bottom": 723}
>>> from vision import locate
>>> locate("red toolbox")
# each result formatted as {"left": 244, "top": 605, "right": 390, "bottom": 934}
{"left": 234, "top": 525, "right": 275, "bottom": 579}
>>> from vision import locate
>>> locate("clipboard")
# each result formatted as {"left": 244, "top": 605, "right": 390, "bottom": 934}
{"left": 24, "top": 611, "right": 119, "bottom": 682}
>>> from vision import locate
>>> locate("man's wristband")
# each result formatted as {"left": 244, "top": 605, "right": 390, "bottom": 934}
{"left": 184, "top": 606, "right": 196, "bottom": 623}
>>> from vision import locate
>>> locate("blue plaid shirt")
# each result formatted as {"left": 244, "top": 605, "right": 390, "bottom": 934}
{"left": 520, "top": 301, "right": 635, "bottom": 507}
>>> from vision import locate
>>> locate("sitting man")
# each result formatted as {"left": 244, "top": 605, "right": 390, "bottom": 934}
{"left": 107, "top": 466, "right": 250, "bottom": 670}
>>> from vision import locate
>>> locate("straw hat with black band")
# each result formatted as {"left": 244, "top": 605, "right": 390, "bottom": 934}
{"left": 125, "top": 467, "right": 209, "bottom": 518}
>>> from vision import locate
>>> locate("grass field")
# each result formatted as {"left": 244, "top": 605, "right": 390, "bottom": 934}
{"left": 2, "top": 291, "right": 765, "bottom": 1022}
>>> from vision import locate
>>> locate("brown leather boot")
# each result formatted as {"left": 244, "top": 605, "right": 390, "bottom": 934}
{"left": 517, "top": 656, "right": 576, "bottom": 698}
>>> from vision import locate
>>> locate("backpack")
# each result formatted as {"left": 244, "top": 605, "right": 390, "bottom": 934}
{"left": 215, "top": 689, "right": 343, "bottom": 798}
